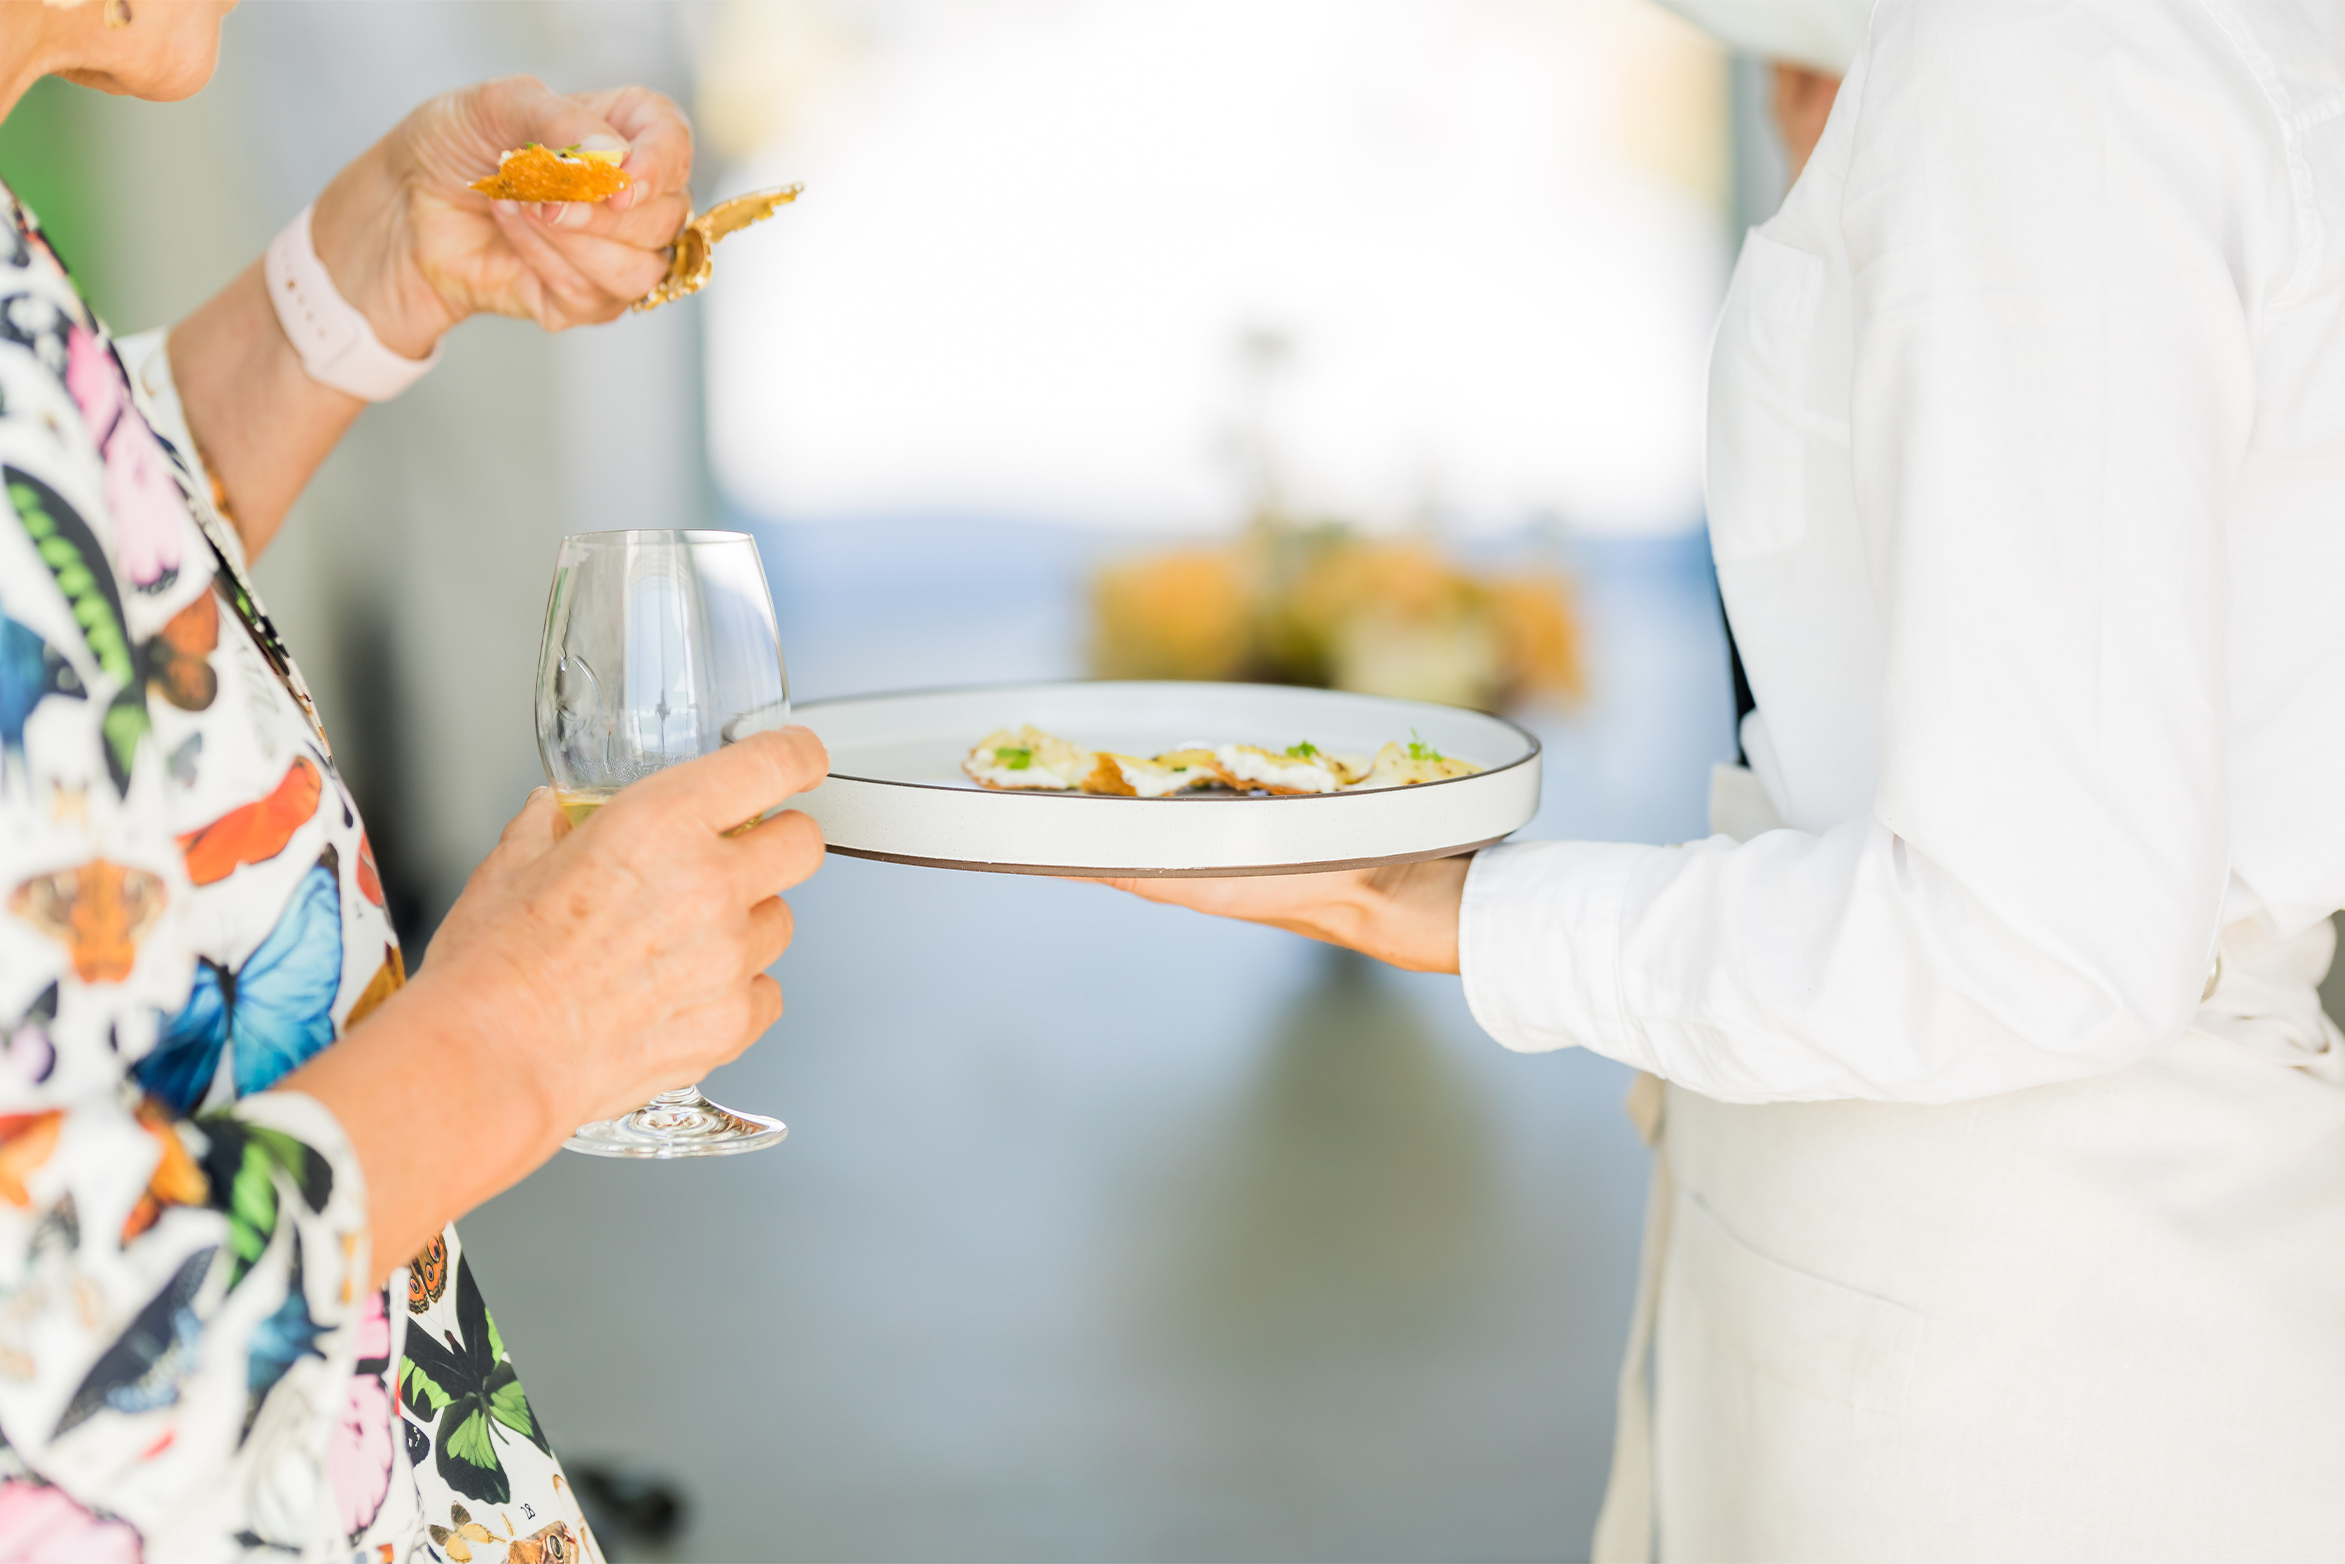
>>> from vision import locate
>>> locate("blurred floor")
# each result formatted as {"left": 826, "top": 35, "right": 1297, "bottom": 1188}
{"left": 459, "top": 524, "right": 1735, "bottom": 1562}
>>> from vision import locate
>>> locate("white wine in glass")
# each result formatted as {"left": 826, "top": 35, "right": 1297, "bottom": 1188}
{"left": 535, "top": 528, "right": 794, "bottom": 1158}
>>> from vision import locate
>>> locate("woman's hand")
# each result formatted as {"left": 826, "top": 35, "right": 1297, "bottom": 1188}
{"left": 416, "top": 727, "right": 829, "bottom": 1129}
{"left": 309, "top": 75, "right": 697, "bottom": 357}
{"left": 169, "top": 75, "right": 697, "bottom": 551}
{"left": 1095, "top": 854, "right": 1472, "bottom": 974}
{"left": 285, "top": 727, "right": 828, "bottom": 1282}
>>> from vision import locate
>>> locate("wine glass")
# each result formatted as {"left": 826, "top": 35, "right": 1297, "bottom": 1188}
{"left": 535, "top": 529, "right": 796, "bottom": 1158}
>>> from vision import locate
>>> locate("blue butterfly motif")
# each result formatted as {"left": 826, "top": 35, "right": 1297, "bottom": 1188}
{"left": 55, "top": 1244, "right": 215, "bottom": 1437}
{"left": 0, "top": 610, "right": 82, "bottom": 775}
{"left": 244, "top": 1231, "right": 326, "bottom": 1434}
{"left": 137, "top": 846, "right": 344, "bottom": 1114}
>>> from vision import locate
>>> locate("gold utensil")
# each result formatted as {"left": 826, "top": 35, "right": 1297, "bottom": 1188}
{"left": 633, "top": 184, "right": 803, "bottom": 313}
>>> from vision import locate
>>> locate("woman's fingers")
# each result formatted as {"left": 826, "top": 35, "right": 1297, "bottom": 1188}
{"left": 484, "top": 207, "right": 620, "bottom": 325}
{"left": 465, "top": 78, "right": 681, "bottom": 262}
{"left": 540, "top": 186, "right": 692, "bottom": 258}
{"left": 379, "top": 75, "right": 702, "bottom": 334}
{"left": 470, "top": 75, "right": 641, "bottom": 191}
{"left": 525, "top": 86, "right": 691, "bottom": 243}
{"left": 731, "top": 809, "right": 825, "bottom": 903}
{"left": 525, "top": 221, "right": 686, "bottom": 310}
{"left": 574, "top": 85, "right": 693, "bottom": 215}
{"left": 493, "top": 197, "right": 689, "bottom": 325}
{"left": 745, "top": 895, "right": 796, "bottom": 971}
{"left": 745, "top": 974, "right": 785, "bottom": 1044}
{"left": 458, "top": 788, "right": 569, "bottom": 896}
{"left": 501, "top": 787, "right": 567, "bottom": 852}
{"left": 630, "top": 727, "right": 830, "bottom": 837}
{"left": 569, "top": 732, "right": 827, "bottom": 908}
{"left": 1095, "top": 868, "right": 1366, "bottom": 923}
{"left": 1096, "top": 859, "right": 1468, "bottom": 974}
{"left": 1087, "top": 864, "right": 1455, "bottom": 972}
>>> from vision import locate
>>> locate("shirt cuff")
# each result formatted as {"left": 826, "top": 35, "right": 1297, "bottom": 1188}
{"left": 1459, "top": 838, "right": 1651, "bottom": 1058}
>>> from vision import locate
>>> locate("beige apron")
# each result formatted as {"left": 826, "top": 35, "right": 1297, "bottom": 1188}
{"left": 1592, "top": 771, "right": 2345, "bottom": 1562}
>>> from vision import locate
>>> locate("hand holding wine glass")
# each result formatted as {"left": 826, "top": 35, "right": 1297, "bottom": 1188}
{"left": 422, "top": 722, "right": 825, "bottom": 1125}
{"left": 418, "top": 730, "right": 825, "bottom": 1142}
{"left": 528, "top": 528, "right": 811, "bottom": 1155}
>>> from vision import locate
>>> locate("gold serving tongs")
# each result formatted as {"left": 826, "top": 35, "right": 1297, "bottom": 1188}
{"left": 632, "top": 183, "right": 803, "bottom": 312}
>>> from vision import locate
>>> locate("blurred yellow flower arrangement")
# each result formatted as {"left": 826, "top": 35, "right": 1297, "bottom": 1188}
{"left": 1089, "top": 520, "right": 1584, "bottom": 714}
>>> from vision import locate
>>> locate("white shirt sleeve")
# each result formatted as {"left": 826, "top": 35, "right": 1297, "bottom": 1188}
{"left": 1460, "top": 1, "right": 2283, "bottom": 1104}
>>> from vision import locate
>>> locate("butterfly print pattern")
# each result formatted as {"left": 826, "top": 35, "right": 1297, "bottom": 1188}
{"left": 509, "top": 1518, "right": 583, "bottom": 1564}
{"left": 147, "top": 587, "right": 219, "bottom": 712}
{"left": 118, "top": 1096, "right": 206, "bottom": 1242}
{"left": 0, "top": 1111, "right": 59, "bottom": 1207}
{"left": 0, "top": 184, "right": 591, "bottom": 1560}
{"left": 178, "top": 753, "right": 322, "bottom": 886}
{"left": 8, "top": 857, "right": 166, "bottom": 984}
{"left": 60, "top": 319, "right": 181, "bottom": 596}
{"left": 0, "top": 1477, "right": 141, "bottom": 1562}
{"left": 0, "top": 983, "right": 56, "bottom": 1086}
{"left": 5, "top": 467, "right": 147, "bottom": 794}
{"left": 398, "top": 1250, "right": 554, "bottom": 1506}
{"left": 331, "top": 1286, "right": 399, "bottom": 1541}
{"left": 136, "top": 846, "right": 344, "bottom": 1111}
{"left": 0, "top": 610, "right": 82, "bottom": 781}
{"left": 408, "top": 1232, "right": 449, "bottom": 1315}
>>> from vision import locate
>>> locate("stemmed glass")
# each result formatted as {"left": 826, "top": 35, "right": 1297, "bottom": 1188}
{"left": 535, "top": 529, "right": 795, "bottom": 1158}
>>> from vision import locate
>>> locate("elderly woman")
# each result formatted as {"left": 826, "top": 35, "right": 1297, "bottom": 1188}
{"left": 0, "top": 2, "right": 825, "bottom": 1557}
{"left": 1125, "top": 1, "right": 2345, "bottom": 1558}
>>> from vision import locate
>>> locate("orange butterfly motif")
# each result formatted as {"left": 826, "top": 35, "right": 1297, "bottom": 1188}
{"left": 120, "top": 1097, "right": 207, "bottom": 1242}
{"left": 178, "top": 755, "right": 321, "bottom": 887}
{"left": 343, "top": 943, "right": 405, "bottom": 1031}
{"left": 355, "top": 831, "right": 385, "bottom": 908}
{"left": 0, "top": 1112, "right": 61, "bottom": 1206}
{"left": 407, "top": 1230, "right": 448, "bottom": 1314}
{"left": 428, "top": 1504, "right": 497, "bottom": 1563}
{"left": 147, "top": 589, "right": 218, "bottom": 712}
{"left": 507, "top": 1520, "right": 581, "bottom": 1563}
{"left": 10, "top": 859, "right": 166, "bottom": 983}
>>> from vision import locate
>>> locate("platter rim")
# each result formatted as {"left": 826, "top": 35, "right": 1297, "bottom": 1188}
{"left": 822, "top": 835, "right": 1512, "bottom": 878}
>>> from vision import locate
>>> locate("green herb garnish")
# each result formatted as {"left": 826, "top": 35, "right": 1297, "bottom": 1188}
{"left": 1406, "top": 730, "right": 1443, "bottom": 763}
{"left": 995, "top": 747, "right": 1033, "bottom": 770}
{"left": 1285, "top": 741, "right": 1320, "bottom": 760}
{"left": 558, "top": 142, "right": 583, "bottom": 157}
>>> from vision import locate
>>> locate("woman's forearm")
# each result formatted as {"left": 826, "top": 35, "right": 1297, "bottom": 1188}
{"left": 164, "top": 139, "right": 451, "bottom": 559}
{"left": 279, "top": 972, "right": 564, "bottom": 1290}
{"left": 165, "top": 259, "right": 365, "bottom": 560}
{"left": 277, "top": 742, "right": 829, "bottom": 1290}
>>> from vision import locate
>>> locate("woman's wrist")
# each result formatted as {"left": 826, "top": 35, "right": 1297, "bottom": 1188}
{"left": 308, "top": 140, "right": 460, "bottom": 362}
{"left": 285, "top": 970, "right": 568, "bottom": 1285}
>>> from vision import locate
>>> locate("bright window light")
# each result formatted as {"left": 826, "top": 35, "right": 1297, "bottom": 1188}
{"left": 706, "top": 0, "right": 1727, "bottom": 538}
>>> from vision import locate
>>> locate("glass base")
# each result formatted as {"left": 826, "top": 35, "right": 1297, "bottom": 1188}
{"left": 564, "top": 1086, "right": 787, "bottom": 1159}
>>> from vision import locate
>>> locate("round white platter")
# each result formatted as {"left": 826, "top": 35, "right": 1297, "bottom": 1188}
{"left": 789, "top": 680, "right": 1541, "bottom": 877}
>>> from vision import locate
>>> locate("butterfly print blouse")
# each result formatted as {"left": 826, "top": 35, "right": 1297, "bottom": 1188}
{"left": 0, "top": 187, "right": 591, "bottom": 1562}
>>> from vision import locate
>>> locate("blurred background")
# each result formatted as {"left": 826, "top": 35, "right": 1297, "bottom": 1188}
{"left": 4, "top": 3, "right": 1805, "bottom": 1558}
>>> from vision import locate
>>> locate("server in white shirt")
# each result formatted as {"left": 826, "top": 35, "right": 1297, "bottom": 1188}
{"left": 1112, "top": 2, "right": 2345, "bottom": 1556}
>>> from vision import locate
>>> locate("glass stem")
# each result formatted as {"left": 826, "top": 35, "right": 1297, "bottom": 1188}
{"left": 649, "top": 1086, "right": 706, "bottom": 1109}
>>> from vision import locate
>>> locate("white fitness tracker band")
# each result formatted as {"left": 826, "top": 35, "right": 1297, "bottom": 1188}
{"left": 262, "top": 205, "right": 440, "bottom": 402}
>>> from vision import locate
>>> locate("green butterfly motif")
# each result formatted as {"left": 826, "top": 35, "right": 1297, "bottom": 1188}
{"left": 398, "top": 1256, "right": 553, "bottom": 1505}
{"left": 194, "top": 1114, "right": 333, "bottom": 1293}
{"left": 6, "top": 467, "right": 146, "bottom": 793}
